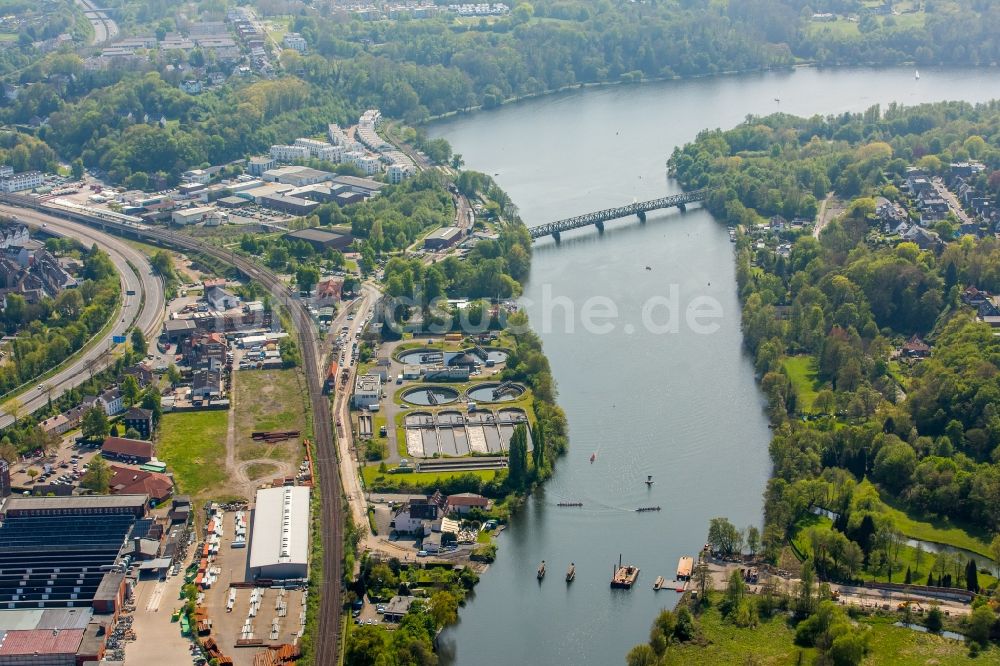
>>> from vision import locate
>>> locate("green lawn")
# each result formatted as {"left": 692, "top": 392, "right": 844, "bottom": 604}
{"left": 158, "top": 411, "right": 228, "bottom": 496}
{"left": 879, "top": 498, "right": 993, "bottom": 558}
{"left": 659, "top": 593, "right": 983, "bottom": 665}
{"left": 791, "top": 511, "right": 997, "bottom": 588}
{"left": 782, "top": 355, "right": 821, "bottom": 412}
{"left": 661, "top": 597, "right": 813, "bottom": 665}
{"left": 806, "top": 18, "right": 860, "bottom": 38}
{"left": 361, "top": 465, "right": 501, "bottom": 491}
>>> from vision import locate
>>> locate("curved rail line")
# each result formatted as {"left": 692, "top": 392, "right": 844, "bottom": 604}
{"left": 0, "top": 195, "right": 342, "bottom": 663}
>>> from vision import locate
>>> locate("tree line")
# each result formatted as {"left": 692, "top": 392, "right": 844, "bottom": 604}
{"left": 667, "top": 102, "right": 1000, "bottom": 632}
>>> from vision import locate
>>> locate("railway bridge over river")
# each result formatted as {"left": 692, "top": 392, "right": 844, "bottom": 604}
{"left": 528, "top": 188, "right": 710, "bottom": 241}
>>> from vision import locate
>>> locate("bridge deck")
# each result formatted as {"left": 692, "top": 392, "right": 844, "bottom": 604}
{"left": 528, "top": 189, "right": 709, "bottom": 240}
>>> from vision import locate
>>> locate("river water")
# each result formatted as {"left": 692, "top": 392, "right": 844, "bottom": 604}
{"left": 429, "top": 67, "right": 1000, "bottom": 666}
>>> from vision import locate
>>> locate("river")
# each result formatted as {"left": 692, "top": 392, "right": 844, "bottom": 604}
{"left": 428, "top": 67, "right": 1000, "bottom": 666}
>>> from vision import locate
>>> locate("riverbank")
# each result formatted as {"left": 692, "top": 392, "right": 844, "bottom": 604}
{"left": 428, "top": 65, "right": 1000, "bottom": 666}
{"left": 633, "top": 589, "right": 984, "bottom": 665}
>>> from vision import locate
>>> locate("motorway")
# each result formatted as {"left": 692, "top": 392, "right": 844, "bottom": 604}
{"left": 75, "top": 0, "right": 119, "bottom": 45}
{"left": 0, "top": 199, "right": 344, "bottom": 663}
{"left": 0, "top": 205, "right": 165, "bottom": 430}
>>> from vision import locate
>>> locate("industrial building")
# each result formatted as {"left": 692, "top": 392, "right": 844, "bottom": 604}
{"left": 262, "top": 165, "right": 334, "bottom": 187}
{"left": 171, "top": 206, "right": 215, "bottom": 225}
{"left": 258, "top": 193, "right": 320, "bottom": 216}
{"left": 247, "top": 155, "right": 275, "bottom": 176}
{"left": 0, "top": 494, "right": 148, "bottom": 519}
{"left": 424, "top": 226, "right": 463, "bottom": 250}
{"left": 249, "top": 486, "right": 310, "bottom": 580}
{"left": 352, "top": 374, "right": 382, "bottom": 409}
{"left": 0, "top": 495, "right": 146, "bottom": 610}
{"left": 284, "top": 228, "right": 353, "bottom": 252}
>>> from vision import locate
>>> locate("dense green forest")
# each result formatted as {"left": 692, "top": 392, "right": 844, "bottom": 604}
{"left": 649, "top": 102, "right": 1000, "bottom": 662}
{"left": 6, "top": 1, "right": 1000, "bottom": 187}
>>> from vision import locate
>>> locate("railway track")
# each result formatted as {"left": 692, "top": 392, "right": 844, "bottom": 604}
{"left": 0, "top": 196, "right": 342, "bottom": 663}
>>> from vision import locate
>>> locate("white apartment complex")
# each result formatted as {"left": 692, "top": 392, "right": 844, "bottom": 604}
{"left": 0, "top": 171, "right": 43, "bottom": 193}
{"left": 270, "top": 144, "right": 311, "bottom": 162}
{"left": 294, "top": 137, "right": 342, "bottom": 162}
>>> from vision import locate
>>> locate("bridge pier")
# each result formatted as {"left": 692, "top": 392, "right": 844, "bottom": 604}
{"left": 678, "top": 203, "right": 686, "bottom": 212}
{"left": 552, "top": 231, "right": 561, "bottom": 243}
{"left": 637, "top": 211, "right": 646, "bottom": 223}
{"left": 595, "top": 220, "right": 604, "bottom": 234}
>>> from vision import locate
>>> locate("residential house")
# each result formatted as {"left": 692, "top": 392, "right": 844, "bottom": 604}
{"left": 98, "top": 388, "right": 124, "bottom": 416}
{"left": 905, "top": 172, "right": 932, "bottom": 195}
{"left": 183, "top": 332, "right": 227, "bottom": 370}
{"left": 390, "top": 497, "right": 439, "bottom": 535}
{"left": 901, "top": 226, "right": 943, "bottom": 252}
{"left": 0, "top": 256, "right": 44, "bottom": 302}
{"left": 32, "top": 249, "right": 77, "bottom": 294}
{"left": 445, "top": 492, "right": 489, "bottom": 515}
{"left": 382, "top": 596, "right": 415, "bottom": 623}
{"left": 282, "top": 32, "right": 307, "bottom": 53}
{"left": 962, "top": 286, "right": 990, "bottom": 308}
{"left": 101, "top": 436, "right": 154, "bottom": 463}
{"left": 315, "top": 277, "right": 343, "bottom": 302}
{"left": 205, "top": 285, "right": 239, "bottom": 311}
{"left": 123, "top": 407, "right": 154, "bottom": 440}
{"left": 901, "top": 335, "right": 931, "bottom": 359}
{"left": 191, "top": 369, "right": 223, "bottom": 400}
{"left": 38, "top": 413, "right": 71, "bottom": 435}
{"left": 0, "top": 224, "right": 29, "bottom": 249}
{"left": 124, "top": 364, "right": 154, "bottom": 388}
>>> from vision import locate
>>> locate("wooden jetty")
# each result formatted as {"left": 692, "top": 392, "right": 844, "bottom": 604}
{"left": 610, "top": 554, "right": 640, "bottom": 589}
{"left": 653, "top": 576, "right": 666, "bottom": 590}
{"left": 676, "top": 556, "right": 693, "bottom": 581}
{"left": 566, "top": 563, "right": 576, "bottom": 582}
{"left": 537, "top": 561, "right": 546, "bottom": 580}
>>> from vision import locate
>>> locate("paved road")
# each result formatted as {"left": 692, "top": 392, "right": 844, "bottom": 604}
{"left": 75, "top": 0, "right": 119, "bottom": 45}
{"left": 932, "top": 177, "right": 973, "bottom": 226}
{"left": 0, "top": 205, "right": 165, "bottom": 429}
{"left": 3, "top": 202, "right": 344, "bottom": 664}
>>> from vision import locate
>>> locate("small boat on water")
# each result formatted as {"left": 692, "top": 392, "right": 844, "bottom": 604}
{"left": 645, "top": 474, "right": 654, "bottom": 486}
{"left": 915, "top": 69, "right": 920, "bottom": 80}
{"left": 611, "top": 555, "right": 640, "bottom": 589}
{"left": 566, "top": 563, "right": 576, "bottom": 582}
{"left": 635, "top": 506, "right": 661, "bottom": 512}
{"left": 676, "top": 556, "right": 693, "bottom": 581}
{"left": 590, "top": 452, "right": 596, "bottom": 463}
{"left": 557, "top": 502, "right": 583, "bottom": 507}
{"left": 653, "top": 576, "right": 666, "bottom": 590}
{"left": 537, "top": 560, "right": 546, "bottom": 580}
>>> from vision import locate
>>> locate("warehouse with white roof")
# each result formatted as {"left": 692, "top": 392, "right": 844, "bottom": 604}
{"left": 249, "top": 486, "right": 310, "bottom": 579}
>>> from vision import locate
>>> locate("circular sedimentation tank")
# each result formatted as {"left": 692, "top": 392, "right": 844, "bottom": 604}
{"left": 396, "top": 348, "right": 446, "bottom": 365}
{"left": 401, "top": 385, "right": 460, "bottom": 406}
{"left": 466, "top": 382, "right": 525, "bottom": 403}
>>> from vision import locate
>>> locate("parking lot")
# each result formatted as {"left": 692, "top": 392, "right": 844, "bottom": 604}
{"left": 200, "top": 509, "right": 306, "bottom": 666}
{"left": 9, "top": 435, "right": 102, "bottom": 491}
